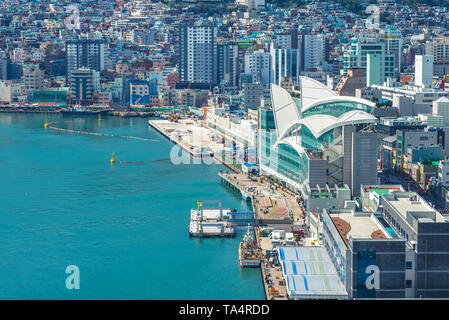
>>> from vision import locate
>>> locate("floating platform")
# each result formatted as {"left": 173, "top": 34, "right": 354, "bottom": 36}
{"left": 189, "top": 221, "right": 235, "bottom": 238}
{"left": 188, "top": 200, "right": 235, "bottom": 238}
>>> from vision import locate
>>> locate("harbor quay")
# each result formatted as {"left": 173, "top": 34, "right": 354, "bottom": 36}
{"left": 218, "top": 172, "right": 304, "bottom": 224}
{"left": 255, "top": 228, "right": 288, "bottom": 300}
{"left": 218, "top": 172, "right": 311, "bottom": 300}
{"left": 150, "top": 115, "right": 349, "bottom": 300}
{"left": 0, "top": 105, "right": 157, "bottom": 118}
{"left": 148, "top": 118, "right": 218, "bottom": 159}
{"left": 151, "top": 117, "right": 312, "bottom": 299}
{"left": 148, "top": 118, "right": 243, "bottom": 171}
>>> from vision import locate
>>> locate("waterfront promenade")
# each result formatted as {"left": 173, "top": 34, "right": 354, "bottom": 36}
{"left": 219, "top": 172, "right": 304, "bottom": 224}
{"left": 219, "top": 171, "right": 309, "bottom": 300}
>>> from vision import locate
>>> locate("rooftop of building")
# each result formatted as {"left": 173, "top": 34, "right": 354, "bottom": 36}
{"left": 371, "top": 83, "right": 449, "bottom": 94}
{"left": 328, "top": 210, "right": 389, "bottom": 246}
{"left": 379, "top": 116, "right": 426, "bottom": 125}
{"left": 363, "top": 184, "right": 404, "bottom": 196}
{"left": 305, "top": 183, "right": 351, "bottom": 196}
{"left": 382, "top": 192, "right": 447, "bottom": 224}
{"left": 382, "top": 135, "right": 398, "bottom": 143}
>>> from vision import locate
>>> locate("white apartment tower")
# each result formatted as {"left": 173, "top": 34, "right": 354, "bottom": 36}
{"left": 415, "top": 55, "right": 433, "bottom": 87}
{"left": 244, "top": 49, "right": 271, "bottom": 87}
{"left": 303, "top": 34, "right": 325, "bottom": 71}
{"left": 433, "top": 97, "right": 449, "bottom": 126}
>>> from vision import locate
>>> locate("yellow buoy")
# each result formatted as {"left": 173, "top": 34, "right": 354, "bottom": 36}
{"left": 98, "top": 114, "right": 102, "bottom": 122}
{"left": 110, "top": 152, "right": 116, "bottom": 164}
{"left": 44, "top": 120, "right": 48, "bottom": 128}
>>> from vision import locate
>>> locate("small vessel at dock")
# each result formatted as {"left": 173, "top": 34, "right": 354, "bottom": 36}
{"left": 239, "top": 225, "right": 262, "bottom": 268}
{"left": 61, "top": 105, "right": 111, "bottom": 115}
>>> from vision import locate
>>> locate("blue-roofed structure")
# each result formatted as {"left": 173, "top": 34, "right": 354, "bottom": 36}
{"left": 278, "top": 247, "right": 348, "bottom": 299}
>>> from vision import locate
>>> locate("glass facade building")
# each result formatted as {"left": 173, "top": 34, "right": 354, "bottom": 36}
{"left": 259, "top": 78, "right": 377, "bottom": 193}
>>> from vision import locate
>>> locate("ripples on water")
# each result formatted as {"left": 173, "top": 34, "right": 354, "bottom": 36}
{"left": 0, "top": 114, "right": 264, "bottom": 300}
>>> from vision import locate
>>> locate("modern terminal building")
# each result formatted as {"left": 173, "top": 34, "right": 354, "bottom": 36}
{"left": 259, "top": 76, "right": 379, "bottom": 202}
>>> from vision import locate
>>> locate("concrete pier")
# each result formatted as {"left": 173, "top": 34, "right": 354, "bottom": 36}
{"left": 255, "top": 226, "right": 288, "bottom": 300}
{"left": 148, "top": 119, "right": 241, "bottom": 172}
{"left": 148, "top": 119, "right": 198, "bottom": 157}
{"left": 218, "top": 171, "right": 253, "bottom": 200}
{"left": 219, "top": 172, "right": 302, "bottom": 224}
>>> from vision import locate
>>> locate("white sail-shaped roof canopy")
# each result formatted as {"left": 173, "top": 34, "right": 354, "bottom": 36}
{"left": 301, "top": 96, "right": 376, "bottom": 114}
{"left": 269, "top": 79, "right": 378, "bottom": 150}
{"left": 295, "top": 110, "right": 378, "bottom": 139}
{"left": 270, "top": 83, "right": 301, "bottom": 137}
{"left": 273, "top": 110, "right": 378, "bottom": 149}
{"left": 300, "top": 76, "right": 338, "bottom": 112}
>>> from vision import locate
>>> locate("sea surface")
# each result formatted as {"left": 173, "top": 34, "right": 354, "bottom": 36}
{"left": 0, "top": 113, "right": 264, "bottom": 299}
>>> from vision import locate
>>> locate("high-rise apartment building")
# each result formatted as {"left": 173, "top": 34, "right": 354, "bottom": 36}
{"left": 381, "top": 25, "right": 403, "bottom": 73}
{"left": 343, "top": 38, "right": 395, "bottom": 84}
{"left": 178, "top": 21, "right": 217, "bottom": 85}
{"left": 244, "top": 49, "right": 271, "bottom": 87}
{"left": 303, "top": 34, "right": 325, "bottom": 71}
{"left": 270, "top": 42, "right": 300, "bottom": 86}
{"left": 0, "top": 51, "right": 7, "bottom": 80}
{"left": 426, "top": 35, "right": 449, "bottom": 64}
{"left": 70, "top": 68, "right": 97, "bottom": 105}
{"left": 66, "top": 39, "right": 108, "bottom": 81}
{"left": 366, "top": 53, "right": 394, "bottom": 87}
{"left": 217, "top": 42, "right": 239, "bottom": 91}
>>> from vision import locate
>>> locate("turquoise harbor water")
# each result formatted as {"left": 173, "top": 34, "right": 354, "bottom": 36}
{"left": 0, "top": 113, "right": 264, "bottom": 300}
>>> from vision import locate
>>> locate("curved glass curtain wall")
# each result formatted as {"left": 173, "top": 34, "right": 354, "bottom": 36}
{"left": 301, "top": 101, "right": 374, "bottom": 118}
{"left": 260, "top": 109, "right": 278, "bottom": 170}
{"left": 301, "top": 125, "right": 335, "bottom": 150}
{"left": 277, "top": 144, "right": 308, "bottom": 184}
{"left": 293, "top": 97, "right": 302, "bottom": 115}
